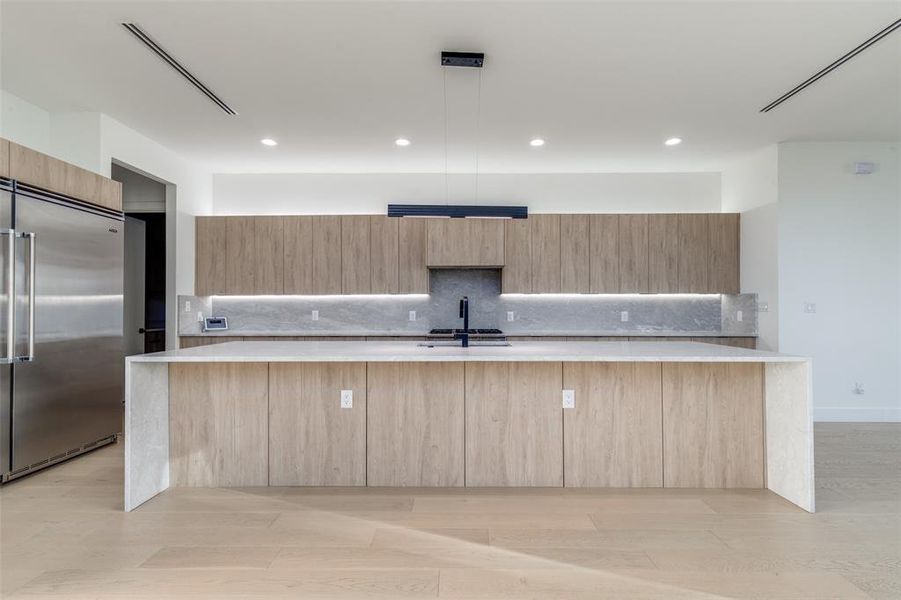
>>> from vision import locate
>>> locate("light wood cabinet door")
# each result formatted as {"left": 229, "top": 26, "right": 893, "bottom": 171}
{"left": 169, "top": 363, "right": 269, "bottom": 487}
{"left": 370, "top": 216, "right": 399, "bottom": 293}
{"left": 708, "top": 213, "right": 740, "bottom": 293}
{"left": 648, "top": 214, "right": 679, "bottom": 293}
{"left": 341, "top": 216, "right": 371, "bottom": 294}
{"left": 427, "top": 219, "right": 505, "bottom": 267}
{"left": 618, "top": 214, "right": 649, "bottom": 293}
{"left": 255, "top": 216, "right": 284, "bottom": 294}
{"left": 98, "top": 178, "right": 123, "bottom": 211}
{"left": 465, "top": 362, "right": 563, "bottom": 487}
{"left": 677, "top": 214, "right": 709, "bottom": 293}
{"left": 9, "top": 142, "right": 65, "bottom": 193}
{"left": 284, "top": 216, "right": 314, "bottom": 294}
{"left": 178, "top": 336, "right": 243, "bottom": 348}
{"left": 195, "top": 216, "right": 227, "bottom": 295}
{"left": 269, "top": 362, "right": 366, "bottom": 486}
{"left": 531, "top": 214, "right": 561, "bottom": 293}
{"left": 398, "top": 218, "right": 429, "bottom": 293}
{"left": 0, "top": 138, "right": 9, "bottom": 179}
{"left": 367, "top": 362, "right": 465, "bottom": 486}
{"left": 563, "top": 362, "right": 663, "bottom": 487}
{"left": 692, "top": 336, "right": 756, "bottom": 349}
{"left": 560, "top": 214, "right": 590, "bottom": 293}
{"left": 224, "top": 217, "right": 255, "bottom": 294}
{"left": 312, "top": 216, "right": 342, "bottom": 294}
{"left": 589, "top": 215, "right": 619, "bottom": 293}
{"left": 662, "top": 362, "right": 764, "bottom": 488}
{"left": 502, "top": 218, "right": 531, "bottom": 293}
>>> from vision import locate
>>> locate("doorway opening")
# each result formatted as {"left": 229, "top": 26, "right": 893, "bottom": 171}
{"left": 112, "top": 164, "right": 168, "bottom": 354}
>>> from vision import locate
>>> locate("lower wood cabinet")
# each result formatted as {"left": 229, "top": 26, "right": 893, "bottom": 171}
{"left": 563, "top": 362, "right": 663, "bottom": 487}
{"left": 662, "top": 362, "right": 764, "bottom": 488}
{"left": 366, "top": 362, "right": 465, "bottom": 486}
{"left": 269, "top": 363, "right": 366, "bottom": 486}
{"left": 169, "top": 363, "right": 269, "bottom": 487}
{"left": 464, "top": 362, "right": 563, "bottom": 486}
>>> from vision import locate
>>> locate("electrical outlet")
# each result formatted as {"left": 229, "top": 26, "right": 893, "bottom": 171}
{"left": 562, "top": 389, "right": 575, "bottom": 409}
{"left": 757, "top": 302, "right": 769, "bottom": 312}
{"left": 340, "top": 390, "right": 353, "bottom": 408}
{"left": 507, "top": 311, "right": 515, "bottom": 322}
{"left": 196, "top": 311, "right": 204, "bottom": 322}
{"left": 408, "top": 310, "right": 417, "bottom": 321}
{"left": 311, "top": 310, "right": 319, "bottom": 321}
{"left": 184, "top": 300, "right": 191, "bottom": 312}
{"left": 853, "top": 383, "right": 865, "bottom": 395}
{"left": 620, "top": 311, "right": 629, "bottom": 322}
{"left": 804, "top": 303, "right": 816, "bottom": 314}
{"left": 736, "top": 310, "right": 743, "bottom": 322}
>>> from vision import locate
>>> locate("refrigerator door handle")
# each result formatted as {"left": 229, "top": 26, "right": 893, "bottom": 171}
{"left": 1, "top": 228, "right": 14, "bottom": 364}
{"left": 21, "top": 232, "right": 36, "bottom": 362}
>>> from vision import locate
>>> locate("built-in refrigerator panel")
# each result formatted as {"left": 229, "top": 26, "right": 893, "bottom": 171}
{"left": 10, "top": 191, "right": 123, "bottom": 472}
{"left": 0, "top": 182, "right": 12, "bottom": 475}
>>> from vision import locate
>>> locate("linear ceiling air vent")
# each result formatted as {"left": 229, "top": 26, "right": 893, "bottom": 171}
{"left": 122, "top": 23, "right": 237, "bottom": 115}
{"left": 761, "top": 18, "right": 901, "bottom": 113}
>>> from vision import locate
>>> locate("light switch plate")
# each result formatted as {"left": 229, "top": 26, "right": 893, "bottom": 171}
{"left": 311, "top": 310, "right": 319, "bottom": 321}
{"left": 736, "top": 310, "right": 743, "bottom": 322}
{"left": 408, "top": 310, "right": 416, "bottom": 321}
{"left": 804, "top": 303, "right": 816, "bottom": 314}
{"left": 562, "top": 389, "right": 575, "bottom": 409}
{"left": 620, "top": 311, "right": 629, "bottom": 322}
{"left": 507, "top": 311, "right": 515, "bottom": 322}
{"left": 340, "top": 390, "right": 353, "bottom": 408}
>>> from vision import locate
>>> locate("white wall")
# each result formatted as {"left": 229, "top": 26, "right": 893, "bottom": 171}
{"left": 778, "top": 142, "right": 900, "bottom": 422}
{"left": 722, "top": 146, "right": 779, "bottom": 351}
{"left": 212, "top": 172, "right": 721, "bottom": 215}
{"left": 1, "top": 90, "right": 51, "bottom": 153}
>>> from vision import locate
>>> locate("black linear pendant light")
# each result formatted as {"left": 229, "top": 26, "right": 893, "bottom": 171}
{"left": 388, "top": 52, "right": 528, "bottom": 219}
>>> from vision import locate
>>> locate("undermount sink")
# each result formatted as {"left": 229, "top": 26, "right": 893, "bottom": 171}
{"left": 417, "top": 340, "right": 512, "bottom": 348}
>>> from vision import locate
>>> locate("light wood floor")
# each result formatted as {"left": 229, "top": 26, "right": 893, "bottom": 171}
{"left": 1, "top": 423, "right": 898, "bottom": 599}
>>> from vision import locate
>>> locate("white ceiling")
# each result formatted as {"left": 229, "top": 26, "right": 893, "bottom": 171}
{"left": 2, "top": 1, "right": 899, "bottom": 173}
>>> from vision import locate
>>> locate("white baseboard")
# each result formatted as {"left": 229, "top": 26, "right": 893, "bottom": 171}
{"left": 814, "top": 407, "right": 901, "bottom": 422}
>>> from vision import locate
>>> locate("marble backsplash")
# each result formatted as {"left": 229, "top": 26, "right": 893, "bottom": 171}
{"left": 179, "top": 269, "right": 758, "bottom": 337}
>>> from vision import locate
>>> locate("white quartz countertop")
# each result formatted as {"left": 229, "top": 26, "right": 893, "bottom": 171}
{"left": 127, "top": 340, "right": 807, "bottom": 363}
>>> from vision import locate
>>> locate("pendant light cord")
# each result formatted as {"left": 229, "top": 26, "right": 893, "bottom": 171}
{"left": 475, "top": 68, "right": 481, "bottom": 206}
{"left": 443, "top": 67, "right": 449, "bottom": 206}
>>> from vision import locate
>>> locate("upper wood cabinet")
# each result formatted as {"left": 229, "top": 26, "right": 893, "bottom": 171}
{"left": 648, "top": 214, "right": 680, "bottom": 293}
{"left": 502, "top": 219, "right": 531, "bottom": 293}
{"left": 195, "top": 217, "right": 227, "bottom": 295}
{"left": 531, "top": 215, "right": 561, "bottom": 293}
{"left": 370, "top": 216, "right": 399, "bottom": 294}
{"left": 708, "top": 214, "right": 740, "bottom": 294}
{"left": 6, "top": 140, "right": 122, "bottom": 211}
{"left": 0, "top": 138, "right": 9, "bottom": 179}
{"left": 560, "top": 215, "right": 590, "bottom": 293}
{"left": 398, "top": 218, "right": 429, "bottom": 293}
{"left": 618, "top": 214, "right": 649, "bottom": 293}
{"left": 427, "top": 219, "right": 505, "bottom": 267}
{"left": 341, "top": 216, "right": 371, "bottom": 294}
{"left": 311, "top": 216, "right": 343, "bottom": 294}
{"left": 193, "top": 212, "right": 740, "bottom": 296}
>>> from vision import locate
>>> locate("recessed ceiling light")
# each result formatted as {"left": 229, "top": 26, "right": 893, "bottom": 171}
{"left": 664, "top": 137, "right": 682, "bottom": 146}
{"left": 260, "top": 138, "right": 278, "bottom": 146}
{"left": 529, "top": 138, "right": 545, "bottom": 147}
{"left": 395, "top": 138, "right": 411, "bottom": 147}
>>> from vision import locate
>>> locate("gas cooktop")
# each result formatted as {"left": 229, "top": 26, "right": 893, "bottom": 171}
{"left": 428, "top": 328, "right": 505, "bottom": 336}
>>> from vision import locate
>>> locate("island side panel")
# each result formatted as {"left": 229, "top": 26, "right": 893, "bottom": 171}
{"left": 765, "top": 361, "right": 815, "bottom": 512}
{"left": 662, "top": 362, "right": 765, "bottom": 488}
{"left": 563, "top": 362, "right": 663, "bottom": 487}
{"left": 169, "top": 363, "right": 269, "bottom": 487}
{"left": 367, "top": 362, "right": 465, "bottom": 486}
{"left": 124, "top": 361, "right": 170, "bottom": 512}
{"left": 269, "top": 362, "right": 367, "bottom": 486}
{"left": 465, "top": 362, "right": 564, "bottom": 487}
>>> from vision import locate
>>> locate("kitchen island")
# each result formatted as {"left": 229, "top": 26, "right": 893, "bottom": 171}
{"left": 125, "top": 341, "right": 813, "bottom": 512}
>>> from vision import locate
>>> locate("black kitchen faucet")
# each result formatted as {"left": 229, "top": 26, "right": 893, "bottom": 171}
{"left": 456, "top": 296, "right": 470, "bottom": 347}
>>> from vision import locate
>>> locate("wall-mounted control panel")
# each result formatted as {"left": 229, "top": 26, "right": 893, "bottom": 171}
{"left": 202, "top": 317, "right": 229, "bottom": 332}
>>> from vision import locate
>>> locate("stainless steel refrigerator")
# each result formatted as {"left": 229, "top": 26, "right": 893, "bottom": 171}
{"left": 1, "top": 179, "right": 123, "bottom": 482}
